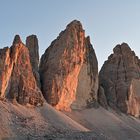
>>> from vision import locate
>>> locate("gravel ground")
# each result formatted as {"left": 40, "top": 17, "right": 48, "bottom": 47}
{"left": 0, "top": 101, "right": 140, "bottom": 140}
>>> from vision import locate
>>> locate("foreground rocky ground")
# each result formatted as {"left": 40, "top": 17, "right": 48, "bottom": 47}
{"left": 0, "top": 100, "right": 107, "bottom": 140}
{"left": 0, "top": 100, "right": 140, "bottom": 140}
{"left": 44, "top": 131, "right": 108, "bottom": 140}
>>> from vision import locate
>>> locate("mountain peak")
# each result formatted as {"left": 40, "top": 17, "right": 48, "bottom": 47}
{"left": 99, "top": 42, "right": 140, "bottom": 117}
{"left": 66, "top": 20, "right": 83, "bottom": 30}
{"left": 113, "top": 42, "right": 131, "bottom": 54}
{"left": 12, "top": 35, "right": 22, "bottom": 45}
{"left": 40, "top": 20, "right": 98, "bottom": 111}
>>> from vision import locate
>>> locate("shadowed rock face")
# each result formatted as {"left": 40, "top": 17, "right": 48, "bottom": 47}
{"left": 99, "top": 43, "right": 140, "bottom": 117}
{"left": 26, "top": 35, "right": 40, "bottom": 87}
{"left": 39, "top": 20, "right": 98, "bottom": 111}
{"left": 0, "top": 35, "right": 44, "bottom": 106}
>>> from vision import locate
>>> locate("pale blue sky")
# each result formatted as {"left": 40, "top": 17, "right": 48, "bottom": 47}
{"left": 0, "top": 0, "right": 140, "bottom": 69}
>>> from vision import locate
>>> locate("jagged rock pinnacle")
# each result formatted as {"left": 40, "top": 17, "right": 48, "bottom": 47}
{"left": 39, "top": 20, "right": 98, "bottom": 111}
{"left": 12, "top": 35, "right": 22, "bottom": 45}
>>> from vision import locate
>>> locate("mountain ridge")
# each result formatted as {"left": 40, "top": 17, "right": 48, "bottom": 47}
{"left": 0, "top": 20, "right": 140, "bottom": 140}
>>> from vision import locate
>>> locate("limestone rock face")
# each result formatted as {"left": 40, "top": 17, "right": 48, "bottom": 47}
{"left": 127, "top": 79, "right": 140, "bottom": 117}
{"left": 0, "top": 47, "right": 13, "bottom": 98}
{"left": 39, "top": 20, "right": 98, "bottom": 111}
{"left": 0, "top": 35, "right": 43, "bottom": 106}
{"left": 99, "top": 43, "right": 140, "bottom": 117}
{"left": 26, "top": 35, "right": 40, "bottom": 87}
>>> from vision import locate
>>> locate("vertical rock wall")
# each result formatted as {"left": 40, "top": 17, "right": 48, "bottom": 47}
{"left": 99, "top": 43, "right": 140, "bottom": 117}
{"left": 39, "top": 20, "right": 98, "bottom": 111}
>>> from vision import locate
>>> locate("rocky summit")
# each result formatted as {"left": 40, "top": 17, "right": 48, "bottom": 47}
{"left": 0, "top": 35, "right": 43, "bottom": 106}
{"left": 39, "top": 20, "right": 98, "bottom": 111}
{"left": 99, "top": 43, "right": 140, "bottom": 117}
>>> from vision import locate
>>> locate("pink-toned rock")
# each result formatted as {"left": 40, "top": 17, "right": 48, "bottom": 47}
{"left": 0, "top": 35, "right": 44, "bottom": 106}
{"left": 0, "top": 47, "right": 13, "bottom": 98}
{"left": 39, "top": 20, "right": 98, "bottom": 111}
{"left": 99, "top": 43, "right": 140, "bottom": 117}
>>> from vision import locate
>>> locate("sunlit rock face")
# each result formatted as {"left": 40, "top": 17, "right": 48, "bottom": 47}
{"left": 0, "top": 35, "right": 44, "bottom": 106}
{"left": 0, "top": 47, "right": 13, "bottom": 98}
{"left": 99, "top": 43, "right": 140, "bottom": 117}
{"left": 39, "top": 20, "right": 98, "bottom": 111}
{"left": 26, "top": 35, "right": 40, "bottom": 88}
{"left": 128, "top": 79, "right": 140, "bottom": 117}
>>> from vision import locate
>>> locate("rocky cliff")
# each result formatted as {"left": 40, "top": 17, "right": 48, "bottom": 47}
{"left": 99, "top": 43, "right": 140, "bottom": 117}
{"left": 0, "top": 20, "right": 139, "bottom": 117}
{"left": 39, "top": 20, "right": 98, "bottom": 111}
{"left": 26, "top": 35, "right": 41, "bottom": 87}
{"left": 0, "top": 35, "right": 43, "bottom": 106}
